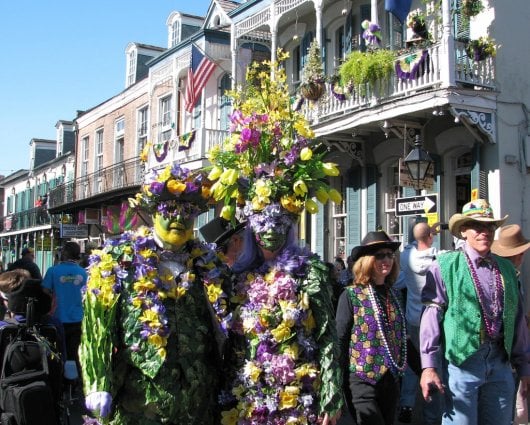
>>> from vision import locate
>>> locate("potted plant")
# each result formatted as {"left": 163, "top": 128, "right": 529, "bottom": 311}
{"left": 466, "top": 36, "right": 496, "bottom": 61}
{"left": 461, "top": 0, "right": 484, "bottom": 17}
{"left": 407, "top": 10, "right": 429, "bottom": 39}
{"left": 299, "top": 40, "right": 326, "bottom": 101}
{"left": 339, "top": 49, "right": 396, "bottom": 94}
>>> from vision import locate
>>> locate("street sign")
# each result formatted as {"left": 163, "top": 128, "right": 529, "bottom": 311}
{"left": 395, "top": 194, "right": 438, "bottom": 217}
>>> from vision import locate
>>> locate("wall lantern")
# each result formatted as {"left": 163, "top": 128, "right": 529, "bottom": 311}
{"left": 403, "top": 135, "right": 433, "bottom": 189}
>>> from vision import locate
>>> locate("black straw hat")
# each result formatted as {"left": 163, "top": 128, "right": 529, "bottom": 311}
{"left": 350, "top": 230, "right": 401, "bottom": 262}
{"left": 199, "top": 217, "right": 246, "bottom": 247}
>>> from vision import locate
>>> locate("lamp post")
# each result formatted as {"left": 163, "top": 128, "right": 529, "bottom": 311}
{"left": 404, "top": 135, "right": 433, "bottom": 194}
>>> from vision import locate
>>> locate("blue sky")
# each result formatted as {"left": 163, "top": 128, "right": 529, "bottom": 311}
{"left": 0, "top": 0, "right": 210, "bottom": 175}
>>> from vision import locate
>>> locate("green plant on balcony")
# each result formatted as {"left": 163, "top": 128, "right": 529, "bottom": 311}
{"left": 407, "top": 10, "right": 429, "bottom": 39}
{"left": 461, "top": 0, "right": 484, "bottom": 17}
{"left": 299, "top": 40, "right": 326, "bottom": 101}
{"left": 338, "top": 49, "right": 396, "bottom": 95}
{"left": 466, "top": 36, "right": 496, "bottom": 61}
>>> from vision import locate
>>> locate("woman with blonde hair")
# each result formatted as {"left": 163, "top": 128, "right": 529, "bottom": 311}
{"left": 336, "top": 230, "right": 406, "bottom": 425}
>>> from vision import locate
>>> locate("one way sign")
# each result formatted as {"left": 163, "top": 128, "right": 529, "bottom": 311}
{"left": 395, "top": 194, "right": 438, "bottom": 216}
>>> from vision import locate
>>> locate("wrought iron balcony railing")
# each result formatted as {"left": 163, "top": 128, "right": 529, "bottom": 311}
{"left": 48, "top": 157, "right": 144, "bottom": 210}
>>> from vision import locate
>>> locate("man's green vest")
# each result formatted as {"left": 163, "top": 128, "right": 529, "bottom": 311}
{"left": 438, "top": 250, "right": 519, "bottom": 366}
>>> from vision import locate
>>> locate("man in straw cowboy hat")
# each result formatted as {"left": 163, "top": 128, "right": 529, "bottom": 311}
{"left": 419, "top": 199, "right": 530, "bottom": 425}
{"left": 491, "top": 224, "right": 530, "bottom": 425}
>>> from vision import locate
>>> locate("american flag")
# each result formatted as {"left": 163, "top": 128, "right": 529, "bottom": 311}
{"left": 184, "top": 44, "right": 217, "bottom": 113}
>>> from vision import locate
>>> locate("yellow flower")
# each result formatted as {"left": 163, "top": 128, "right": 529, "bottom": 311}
{"left": 300, "top": 147, "right": 313, "bottom": 161}
{"left": 221, "top": 409, "right": 239, "bottom": 425}
{"left": 328, "top": 188, "right": 343, "bottom": 203}
{"left": 244, "top": 361, "right": 262, "bottom": 383}
{"left": 315, "top": 187, "right": 329, "bottom": 204}
{"left": 281, "top": 195, "right": 304, "bottom": 214}
{"left": 295, "top": 363, "right": 318, "bottom": 380}
{"left": 271, "top": 321, "right": 292, "bottom": 343}
{"left": 305, "top": 198, "right": 319, "bottom": 214}
{"left": 158, "top": 347, "right": 167, "bottom": 361}
{"left": 206, "top": 283, "right": 223, "bottom": 303}
{"left": 140, "top": 142, "right": 151, "bottom": 162}
{"left": 211, "top": 181, "right": 228, "bottom": 201}
{"left": 284, "top": 343, "right": 299, "bottom": 360}
{"left": 140, "top": 309, "right": 161, "bottom": 327}
{"left": 208, "top": 166, "right": 223, "bottom": 181}
{"left": 251, "top": 197, "right": 267, "bottom": 211}
{"left": 158, "top": 166, "right": 172, "bottom": 182}
{"left": 255, "top": 178, "right": 272, "bottom": 197}
{"left": 166, "top": 179, "right": 186, "bottom": 194}
{"left": 322, "top": 162, "right": 340, "bottom": 176}
{"left": 147, "top": 333, "right": 167, "bottom": 348}
{"left": 221, "top": 205, "right": 234, "bottom": 221}
{"left": 293, "top": 180, "right": 308, "bottom": 196}
{"left": 220, "top": 168, "right": 238, "bottom": 185}
{"left": 279, "top": 386, "right": 300, "bottom": 410}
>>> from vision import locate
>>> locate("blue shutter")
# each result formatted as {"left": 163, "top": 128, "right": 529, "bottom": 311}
{"left": 196, "top": 208, "right": 215, "bottom": 240}
{"left": 301, "top": 31, "right": 314, "bottom": 69}
{"left": 401, "top": 185, "right": 416, "bottom": 245}
{"left": 431, "top": 153, "right": 442, "bottom": 251}
{"left": 347, "top": 168, "right": 361, "bottom": 255}
{"left": 315, "top": 207, "right": 325, "bottom": 259}
{"left": 219, "top": 74, "right": 231, "bottom": 130}
{"left": 366, "top": 165, "right": 378, "bottom": 232}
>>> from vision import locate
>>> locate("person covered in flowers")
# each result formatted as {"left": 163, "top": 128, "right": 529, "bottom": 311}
{"left": 207, "top": 53, "right": 344, "bottom": 425}
{"left": 335, "top": 231, "right": 407, "bottom": 425}
{"left": 80, "top": 163, "right": 231, "bottom": 425}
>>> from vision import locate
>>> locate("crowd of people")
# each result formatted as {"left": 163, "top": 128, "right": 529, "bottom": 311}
{"left": 0, "top": 58, "right": 529, "bottom": 425}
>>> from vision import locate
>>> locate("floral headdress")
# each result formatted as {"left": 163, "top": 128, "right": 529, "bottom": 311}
{"left": 130, "top": 162, "right": 211, "bottom": 218}
{"left": 207, "top": 51, "right": 342, "bottom": 222}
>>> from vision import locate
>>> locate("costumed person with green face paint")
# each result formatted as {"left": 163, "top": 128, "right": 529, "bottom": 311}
{"left": 207, "top": 52, "right": 344, "bottom": 425}
{"left": 80, "top": 163, "right": 231, "bottom": 424}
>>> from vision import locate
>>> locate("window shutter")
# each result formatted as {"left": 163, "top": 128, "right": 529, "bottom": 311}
{"left": 454, "top": 0, "right": 470, "bottom": 41}
{"left": 314, "top": 206, "right": 325, "bottom": 259}
{"left": 345, "top": 10, "right": 353, "bottom": 54}
{"left": 366, "top": 165, "right": 378, "bottom": 232}
{"left": 346, "top": 168, "right": 361, "bottom": 255}
{"left": 360, "top": 5, "right": 371, "bottom": 51}
{"left": 321, "top": 28, "right": 327, "bottom": 75}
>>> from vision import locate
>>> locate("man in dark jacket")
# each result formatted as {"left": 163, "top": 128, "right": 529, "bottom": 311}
{"left": 8, "top": 247, "right": 42, "bottom": 280}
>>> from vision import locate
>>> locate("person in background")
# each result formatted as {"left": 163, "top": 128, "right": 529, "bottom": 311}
{"left": 8, "top": 247, "right": 42, "bottom": 280}
{"left": 336, "top": 230, "right": 406, "bottom": 425}
{"left": 394, "top": 221, "right": 442, "bottom": 424}
{"left": 491, "top": 224, "right": 530, "bottom": 425}
{"left": 42, "top": 241, "right": 87, "bottom": 385}
{"left": 199, "top": 216, "right": 246, "bottom": 268}
{"left": 420, "top": 199, "right": 530, "bottom": 425}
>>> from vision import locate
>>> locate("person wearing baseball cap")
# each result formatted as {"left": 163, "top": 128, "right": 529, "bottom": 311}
{"left": 419, "top": 199, "right": 530, "bottom": 425}
{"left": 7, "top": 246, "right": 42, "bottom": 280}
{"left": 491, "top": 224, "right": 530, "bottom": 425}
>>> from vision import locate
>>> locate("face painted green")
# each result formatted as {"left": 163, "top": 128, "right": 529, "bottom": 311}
{"left": 255, "top": 229, "right": 288, "bottom": 252}
{"left": 153, "top": 212, "right": 194, "bottom": 248}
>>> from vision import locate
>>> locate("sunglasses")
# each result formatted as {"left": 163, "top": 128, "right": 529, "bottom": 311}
{"left": 374, "top": 252, "right": 395, "bottom": 260}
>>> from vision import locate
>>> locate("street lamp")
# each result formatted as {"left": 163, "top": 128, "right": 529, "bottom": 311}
{"left": 404, "top": 135, "right": 433, "bottom": 191}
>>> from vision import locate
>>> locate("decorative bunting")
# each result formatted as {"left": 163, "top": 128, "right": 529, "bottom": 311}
{"left": 395, "top": 50, "right": 430, "bottom": 81}
{"left": 178, "top": 130, "right": 196, "bottom": 151}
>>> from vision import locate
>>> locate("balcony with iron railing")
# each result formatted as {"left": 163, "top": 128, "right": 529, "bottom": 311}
{"left": 301, "top": 40, "right": 495, "bottom": 127}
{"left": 48, "top": 157, "right": 144, "bottom": 210}
{"left": 1, "top": 207, "right": 62, "bottom": 233}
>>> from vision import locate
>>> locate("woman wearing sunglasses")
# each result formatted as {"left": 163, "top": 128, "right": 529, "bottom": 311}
{"left": 336, "top": 230, "right": 406, "bottom": 425}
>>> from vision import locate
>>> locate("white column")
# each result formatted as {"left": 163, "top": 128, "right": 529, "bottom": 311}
{"left": 371, "top": 0, "right": 378, "bottom": 24}
{"left": 231, "top": 23, "right": 237, "bottom": 89}
{"left": 314, "top": 0, "right": 323, "bottom": 47}
{"left": 440, "top": 0, "right": 455, "bottom": 87}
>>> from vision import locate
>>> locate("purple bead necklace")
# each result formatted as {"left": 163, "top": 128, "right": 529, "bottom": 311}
{"left": 464, "top": 253, "right": 504, "bottom": 339}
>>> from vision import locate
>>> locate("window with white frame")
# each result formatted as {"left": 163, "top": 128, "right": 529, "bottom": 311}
{"left": 94, "top": 129, "right": 104, "bottom": 193}
{"left": 160, "top": 96, "right": 172, "bottom": 128}
{"left": 81, "top": 136, "right": 89, "bottom": 178}
{"left": 331, "top": 175, "right": 347, "bottom": 260}
{"left": 137, "top": 106, "right": 148, "bottom": 154}
{"left": 384, "top": 161, "right": 402, "bottom": 238}
{"left": 127, "top": 50, "right": 137, "bottom": 87}
{"left": 171, "top": 20, "right": 180, "bottom": 48}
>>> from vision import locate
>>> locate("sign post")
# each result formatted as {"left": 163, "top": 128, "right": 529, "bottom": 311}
{"left": 395, "top": 194, "right": 438, "bottom": 217}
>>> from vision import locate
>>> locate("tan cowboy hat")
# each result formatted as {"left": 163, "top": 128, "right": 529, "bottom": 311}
{"left": 491, "top": 224, "right": 530, "bottom": 257}
{"left": 448, "top": 199, "right": 508, "bottom": 239}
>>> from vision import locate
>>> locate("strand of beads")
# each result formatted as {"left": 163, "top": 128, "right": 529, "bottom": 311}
{"left": 368, "top": 284, "right": 407, "bottom": 374}
{"left": 464, "top": 253, "right": 504, "bottom": 339}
